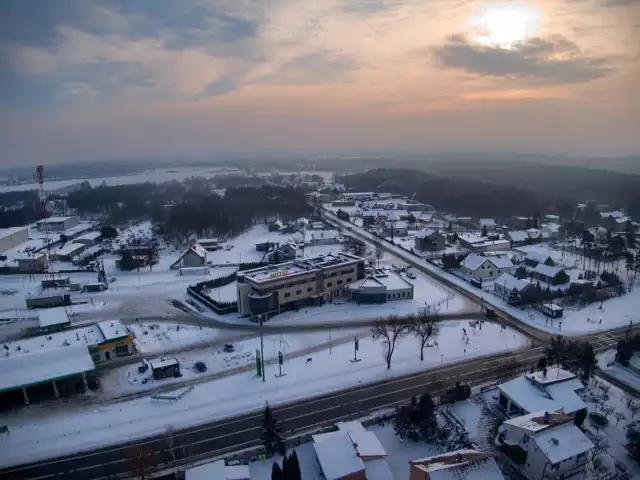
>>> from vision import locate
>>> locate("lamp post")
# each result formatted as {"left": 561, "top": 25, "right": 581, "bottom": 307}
{"left": 259, "top": 314, "right": 266, "bottom": 382}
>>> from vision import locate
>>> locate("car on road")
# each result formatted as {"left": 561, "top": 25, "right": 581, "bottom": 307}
{"left": 224, "top": 344, "right": 235, "bottom": 353}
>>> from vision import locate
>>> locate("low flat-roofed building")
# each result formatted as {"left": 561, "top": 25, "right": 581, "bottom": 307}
{"left": 53, "top": 242, "right": 86, "bottom": 261}
{"left": 185, "top": 459, "right": 250, "bottom": 480}
{"left": 196, "top": 238, "right": 219, "bottom": 252}
{"left": 15, "top": 252, "right": 47, "bottom": 272}
{"left": 37, "top": 307, "right": 70, "bottom": 332}
{"left": 313, "top": 431, "right": 366, "bottom": 480}
{"left": 0, "top": 226, "right": 28, "bottom": 253}
{"left": 349, "top": 270, "right": 414, "bottom": 303}
{"left": 36, "top": 216, "right": 80, "bottom": 232}
{"left": 74, "top": 231, "right": 102, "bottom": 246}
{"left": 305, "top": 229, "right": 340, "bottom": 245}
{"left": 236, "top": 253, "right": 365, "bottom": 317}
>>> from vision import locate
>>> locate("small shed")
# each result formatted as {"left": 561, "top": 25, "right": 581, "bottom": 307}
{"left": 542, "top": 303, "right": 563, "bottom": 318}
{"left": 150, "top": 357, "right": 180, "bottom": 380}
{"left": 37, "top": 307, "right": 71, "bottom": 332}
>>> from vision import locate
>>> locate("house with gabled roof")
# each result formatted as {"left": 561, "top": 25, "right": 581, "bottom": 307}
{"left": 170, "top": 243, "right": 207, "bottom": 269}
{"left": 459, "top": 253, "right": 513, "bottom": 281}
{"left": 409, "top": 449, "right": 504, "bottom": 480}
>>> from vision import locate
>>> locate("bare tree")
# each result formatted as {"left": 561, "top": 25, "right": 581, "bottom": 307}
{"left": 600, "top": 404, "right": 614, "bottom": 419}
{"left": 411, "top": 314, "right": 440, "bottom": 361}
{"left": 372, "top": 316, "right": 409, "bottom": 369}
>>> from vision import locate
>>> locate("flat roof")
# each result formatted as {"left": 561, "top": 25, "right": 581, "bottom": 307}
{"left": 54, "top": 242, "right": 86, "bottom": 256}
{"left": 97, "top": 320, "right": 129, "bottom": 342}
{"left": 37, "top": 307, "right": 70, "bottom": 328}
{"left": 3, "top": 325, "right": 106, "bottom": 357}
{"left": 0, "top": 226, "right": 28, "bottom": 239}
{"left": 37, "top": 216, "right": 76, "bottom": 223}
{"left": 75, "top": 231, "right": 102, "bottom": 241}
{"left": 533, "top": 423, "right": 593, "bottom": 464}
{"left": 504, "top": 411, "right": 574, "bottom": 433}
{"left": 185, "top": 460, "right": 225, "bottom": 480}
{"left": 243, "top": 253, "right": 361, "bottom": 283}
{"left": 0, "top": 345, "right": 95, "bottom": 392}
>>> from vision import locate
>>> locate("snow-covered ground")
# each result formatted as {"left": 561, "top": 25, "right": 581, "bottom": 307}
{"left": 128, "top": 322, "right": 221, "bottom": 355}
{"left": 598, "top": 349, "right": 640, "bottom": 393}
{"left": 324, "top": 209, "right": 640, "bottom": 336}
{"left": 0, "top": 320, "right": 528, "bottom": 467}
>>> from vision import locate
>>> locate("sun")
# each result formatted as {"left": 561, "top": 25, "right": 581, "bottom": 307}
{"left": 471, "top": 3, "right": 541, "bottom": 49}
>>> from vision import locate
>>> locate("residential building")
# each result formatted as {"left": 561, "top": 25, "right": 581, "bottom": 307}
{"left": 494, "top": 273, "right": 534, "bottom": 301}
{"left": 479, "top": 218, "right": 498, "bottom": 230}
{"left": 458, "top": 233, "right": 510, "bottom": 252}
{"left": 414, "top": 229, "right": 446, "bottom": 251}
{"left": 409, "top": 449, "right": 504, "bottom": 480}
{"left": 36, "top": 216, "right": 80, "bottom": 232}
{"left": 171, "top": 244, "right": 207, "bottom": 270}
{"left": 506, "top": 230, "right": 529, "bottom": 247}
{"left": 497, "top": 411, "right": 593, "bottom": 480}
{"left": 512, "top": 216, "right": 530, "bottom": 229}
{"left": 540, "top": 223, "right": 561, "bottom": 240}
{"left": 196, "top": 238, "right": 219, "bottom": 252}
{"left": 236, "top": 253, "right": 365, "bottom": 317}
{"left": 185, "top": 460, "right": 250, "bottom": 480}
{"left": 384, "top": 220, "right": 409, "bottom": 237}
{"left": 348, "top": 270, "right": 414, "bottom": 303}
{"left": 269, "top": 220, "right": 284, "bottom": 232}
{"left": 0, "top": 227, "right": 28, "bottom": 253}
{"left": 496, "top": 368, "right": 586, "bottom": 419}
{"left": 264, "top": 242, "right": 297, "bottom": 263}
{"left": 343, "top": 192, "right": 376, "bottom": 201}
{"left": 532, "top": 264, "right": 569, "bottom": 285}
{"left": 524, "top": 252, "right": 555, "bottom": 268}
{"left": 459, "top": 253, "right": 513, "bottom": 281}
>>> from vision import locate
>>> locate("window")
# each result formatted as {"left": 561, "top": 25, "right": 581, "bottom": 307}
{"left": 284, "top": 292, "right": 291, "bottom": 298}
{"left": 347, "top": 278, "right": 352, "bottom": 282}
{"left": 327, "top": 282, "right": 333, "bottom": 287}
{"left": 337, "top": 280, "right": 342, "bottom": 285}
{"left": 307, "top": 287, "right": 313, "bottom": 292}
{"left": 296, "top": 289, "right": 302, "bottom": 295}
{"left": 114, "top": 345, "right": 130, "bottom": 357}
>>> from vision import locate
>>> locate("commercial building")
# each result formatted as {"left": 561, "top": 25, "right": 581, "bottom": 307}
{"left": 16, "top": 252, "right": 47, "bottom": 272}
{"left": 409, "top": 449, "right": 504, "bottom": 480}
{"left": 37, "top": 307, "right": 71, "bottom": 333}
{"left": 74, "top": 231, "right": 102, "bottom": 246}
{"left": 0, "top": 227, "right": 28, "bottom": 253}
{"left": 348, "top": 270, "right": 414, "bottom": 303}
{"left": 497, "top": 411, "right": 593, "bottom": 480}
{"left": 236, "top": 253, "right": 365, "bottom": 317}
{"left": 36, "top": 216, "right": 80, "bottom": 232}
{"left": 52, "top": 242, "right": 86, "bottom": 261}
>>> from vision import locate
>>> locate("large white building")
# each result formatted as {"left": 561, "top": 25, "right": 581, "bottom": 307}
{"left": 36, "top": 216, "right": 80, "bottom": 232}
{"left": 0, "top": 227, "right": 28, "bottom": 253}
{"left": 236, "top": 253, "right": 364, "bottom": 317}
{"left": 498, "top": 411, "right": 593, "bottom": 480}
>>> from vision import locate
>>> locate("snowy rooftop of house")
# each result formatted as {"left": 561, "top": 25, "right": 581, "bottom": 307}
{"left": 305, "top": 229, "right": 339, "bottom": 241}
{"left": 415, "top": 228, "right": 439, "bottom": 239}
{"left": 37, "top": 307, "right": 70, "bottom": 329}
{"left": 527, "top": 228, "right": 541, "bottom": 239}
{"left": 54, "top": 242, "right": 86, "bottom": 256}
{"left": 37, "top": 216, "right": 76, "bottom": 224}
{"left": 197, "top": 238, "right": 219, "bottom": 244}
{"left": 97, "top": 320, "right": 129, "bottom": 342}
{"left": 472, "top": 239, "right": 510, "bottom": 248}
{"left": 494, "top": 273, "right": 531, "bottom": 292}
{"left": 0, "top": 345, "right": 95, "bottom": 392}
{"left": 526, "top": 251, "right": 553, "bottom": 263}
{"left": 601, "top": 210, "right": 625, "bottom": 219}
{"left": 313, "top": 431, "right": 365, "bottom": 480}
{"left": 508, "top": 230, "right": 528, "bottom": 242}
{"left": 411, "top": 450, "right": 504, "bottom": 479}
{"left": 150, "top": 357, "right": 179, "bottom": 369}
{"left": 75, "top": 231, "right": 102, "bottom": 242}
{"left": 460, "top": 253, "right": 489, "bottom": 271}
{"left": 532, "top": 422, "right": 593, "bottom": 464}
{"left": 504, "top": 411, "right": 574, "bottom": 433}
{"left": 499, "top": 368, "right": 586, "bottom": 415}
{"left": 541, "top": 223, "right": 561, "bottom": 232}
{"left": 533, "top": 263, "right": 563, "bottom": 278}
{"left": 336, "top": 420, "right": 367, "bottom": 433}
{"left": 190, "top": 243, "right": 208, "bottom": 258}
{"left": 458, "top": 233, "right": 486, "bottom": 245}
{"left": 0, "top": 226, "right": 27, "bottom": 239}
{"left": 347, "top": 430, "right": 387, "bottom": 458}
{"left": 487, "top": 256, "right": 513, "bottom": 269}
{"left": 364, "top": 459, "right": 394, "bottom": 480}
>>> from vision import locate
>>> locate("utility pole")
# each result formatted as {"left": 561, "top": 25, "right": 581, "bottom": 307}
{"left": 260, "top": 313, "right": 266, "bottom": 382}
{"left": 350, "top": 337, "right": 361, "bottom": 363}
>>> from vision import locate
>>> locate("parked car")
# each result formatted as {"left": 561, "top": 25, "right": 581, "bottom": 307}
{"left": 194, "top": 361, "right": 207, "bottom": 373}
{"left": 224, "top": 344, "right": 235, "bottom": 353}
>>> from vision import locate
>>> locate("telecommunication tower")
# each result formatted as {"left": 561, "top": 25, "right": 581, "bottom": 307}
{"left": 35, "top": 165, "right": 56, "bottom": 282}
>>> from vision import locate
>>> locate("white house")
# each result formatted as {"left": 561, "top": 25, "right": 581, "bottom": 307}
{"left": 170, "top": 243, "right": 207, "bottom": 269}
{"left": 494, "top": 273, "right": 534, "bottom": 300}
{"left": 506, "top": 230, "right": 529, "bottom": 247}
{"left": 498, "top": 411, "right": 593, "bottom": 480}
{"left": 459, "top": 253, "right": 513, "bottom": 281}
{"left": 497, "top": 368, "right": 586, "bottom": 418}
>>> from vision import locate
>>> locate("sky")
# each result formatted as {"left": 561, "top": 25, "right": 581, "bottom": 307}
{"left": 0, "top": 0, "right": 639, "bottom": 166}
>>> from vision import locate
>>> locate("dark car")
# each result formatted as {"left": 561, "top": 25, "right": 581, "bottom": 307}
{"left": 194, "top": 361, "right": 207, "bottom": 373}
{"left": 224, "top": 344, "right": 235, "bottom": 353}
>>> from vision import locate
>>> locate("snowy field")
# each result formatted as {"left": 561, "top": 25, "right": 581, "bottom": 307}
{"left": 324, "top": 210, "right": 640, "bottom": 336}
{"left": 599, "top": 349, "right": 640, "bottom": 393}
{"left": 0, "top": 320, "right": 528, "bottom": 467}
{"left": 128, "top": 322, "right": 221, "bottom": 355}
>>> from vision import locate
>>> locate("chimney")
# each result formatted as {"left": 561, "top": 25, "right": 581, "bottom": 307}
{"left": 543, "top": 412, "right": 550, "bottom": 425}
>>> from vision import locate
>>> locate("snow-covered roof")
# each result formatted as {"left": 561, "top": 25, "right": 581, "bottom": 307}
{"left": 494, "top": 273, "right": 531, "bottom": 292}
{"left": 458, "top": 233, "right": 486, "bottom": 245}
{"left": 601, "top": 210, "right": 625, "bottom": 219}
{"left": 97, "top": 320, "right": 129, "bottom": 342}
{"left": 499, "top": 369, "right": 586, "bottom": 415}
{"left": 460, "top": 253, "right": 489, "bottom": 271}
{"left": 197, "top": 238, "right": 219, "bottom": 244}
{"left": 347, "top": 430, "right": 387, "bottom": 458}
{"left": 415, "top": 228, "right": 439, "bottom": 239}
{"left": 532, "top": 422, "right": 593, "bottom": 464}
{"left": 479, "top": 218, "right": 496, "bottom": 227}
{"left": 411, "top": 450, "right": 504, "bottom": 479}
{"left": 526, "top": 228, "right": 541, "bottom": 239}
{"left": 150, "top": 357, "right": 179, "bottom": 369}
{"left": 525, "top": 251, "right": 553, "bottom": 264}
{"left": 185, "top": 460, "right": 225, "bottom": 480}
{"left": 55, "top": 242, "right": 86, "bottom": 256}
{"left": 488, "top": 256, "right": 513, "bottom": 269}
{"left": 226, "top": 465, "right": 251, "bottom": 480}
{"left": 364, "top": 459, "right": 394, "bottom": 480}
{"left": 541, "top": 223, "right": 560, "bottom": 233}
{"left": 0, "top": 345, "right": 95, "bottom": 392}
{"left": 337, "top": 421, "right": 367, "bottom": 433}
{"left": 313, "top": 431, "right": 365, "bottom": 480}
{"left": 37, "top": 216, "right": 76, "bottom": 224}
{"left": 533, "top": 263, "right": 563, "bottom": 279}
{"left": 37, "top": 307, "right": 70, "bottom": 329}
{"left": 190, "top": 243, "right": 208, "bottom": 258}
{"left": 75, "top": 231, "right": 102, "bottom": 242}
{"left": 384, "top": 220, "right": 408, "bottom": 229}
{"left": 507, "top": 230, "right": 528, "bottom": 242}
{"left": 503, "top": 411, "right": 574, "bottom": 433}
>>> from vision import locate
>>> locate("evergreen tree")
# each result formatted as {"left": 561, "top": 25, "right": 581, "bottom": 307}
{"left": 481, "top": 225, "right": 488, "bottom": 236}
{"left": 261, "top": 404, "right": 285, "bottom": 456}
{"left": 271, "top": 462, "right": 283, "bottom": 480}
{"left": 287, "top": 451, "right": 301, "bottom": 480}
{"left": 119, "top": 250, "right": 137, "bottom": 271}
{"left": 577, "top": 342, "right": 597, "bottom": 380}
{"left": 626, "top": 424, "right": 640, "bottom": 462}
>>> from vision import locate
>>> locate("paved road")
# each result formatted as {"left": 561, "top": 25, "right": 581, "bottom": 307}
{"left": 2, "top": 324, "right": 637, "bottom": 480}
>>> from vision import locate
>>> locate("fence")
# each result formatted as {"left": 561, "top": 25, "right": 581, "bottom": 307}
{"left": 186, "top": 287, "right": 238, "bottom": 314}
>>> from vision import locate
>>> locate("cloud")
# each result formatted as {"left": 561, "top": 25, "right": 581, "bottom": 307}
{"left": 256, "top": 51, "right": 358, "bottom": 85}
{"left": 602, "top": 0, "right": 639, "bottom": 6}
{"left": 431, "top": 34, "right": 612, "bottom": 84}
{"left": 340, "top": 0, "right": 400, "bottom": 14}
